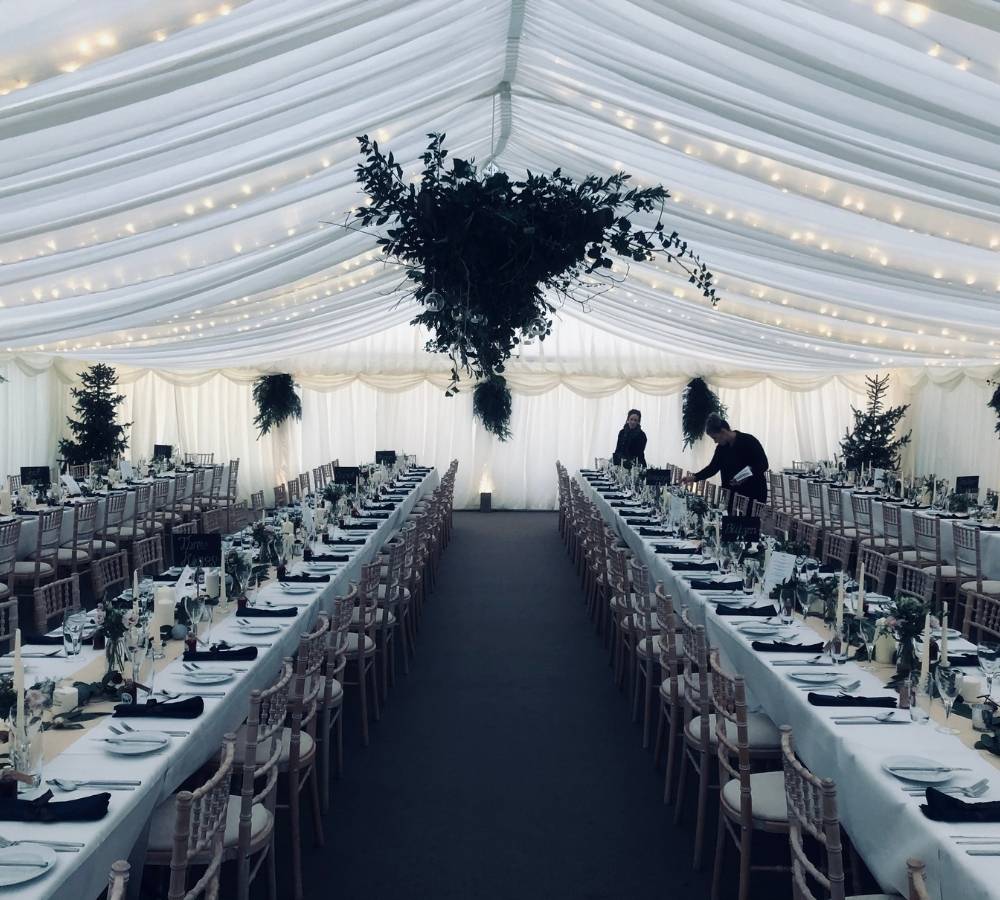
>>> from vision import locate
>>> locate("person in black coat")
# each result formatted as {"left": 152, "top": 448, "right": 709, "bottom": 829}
{"left": 681, "top": 414, "right": 768, "bottom": 506}
{"left": 612, "top": 409, "right": 647, "bottom": 468}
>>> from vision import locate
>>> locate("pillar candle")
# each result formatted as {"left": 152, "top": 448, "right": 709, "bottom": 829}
{"left": 835, "top": 572, "right": 845, "bottom": 629}
{"left": 941, "top": 602, "right": 949, "bottom": 665}
{"left": 132, "top": 569, "right": 140, "bottom": 611}
{"left": 220, "top": 547, "right": 227, "bottom": 604}
{"left": 919, "top": 613, "right": 931, "bottom": 690}
{"left": 0, "top": 489, "right": 10, "bottom": 516}
{"left": 13, "top": 628, "right": 23, "bottom": 731}
{"left": 857, "top": 562, "right": 866, "bottom": 617}
{"left": 152, "top": 586, "right": 175, "bottom": 632}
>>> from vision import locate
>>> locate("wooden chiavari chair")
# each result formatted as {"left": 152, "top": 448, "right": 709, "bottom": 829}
{"left": 286, "top": 479, "right": 300, "bottom": 504}
{"left": 32, "top": 573, "right": 82, "bottom": 635}
{"left": 207, "top": 463, "right": 225, "bottom": 510}
{"left": 343, "top": 563, "right": 380, "bottom": 745}
{"left": 952, "top": 523, "right": 1000, "bottom": 630}
{"left": 896, "top": 563, "right": 935, "bottom": 607}
{"left": 710, "top": 652, "right": 786, "bottom": 900}
{"left": 825, "top": 485, "right": 857, "bottom": 538}
{"left": 106, "top": 860, "right": 130, "bottom": 900}
{"left": 771, "top": 509, "right": 794, "bottom": 541}
{"left": 91, "top": 550, "right": 130, "bottom": 602}
{"left": 222, "top": 459, "right": 240, "bottom": 507}
{"left": 319, "top": 587, "right": 355, "bottom": 809}
{"left": 629, "top": 558, "right": 660, "bottom": 749}
{"left": 69, "top": 463, "right": 89, "bottom": 480}
{"left": 145, "top": 735, "right": 236, "bottom": 900}
{"left": 0, "top": 520, "right": 20, "bottom": 606}
{"left": 962, "top": 591, "right": 1000, "bottom": 643}
{"left": 794, "top": 520, "right": 823, "bottom": 560}
{"left": 6, "top": 475, "right": 20, "bottom": 494}
{"left": 321, "top": 463, "right": 334, "bottom": 484}
{"left": 181, "top": 467, "right": 206, "bottom": 523}
{"left": 297, "top": 472, "right": 310, "bottom": 497}
{"left": 185, "top": 452, "right": 214, "bottom": 466}
{"left": 822, "top": 531, "right": 853, "bottom": 572}
{"left": 250, "top": 490, "right": 265, "bottom": 512}
{"left": 732, "top": 493, "right": 751, "bottom": 517}
{"left": 373, "top": 539, "right": 404, "bottom": 699}
{"left": 850, "top": 494, "right": 877, "bottom": 546}
{"left": 806, "top": 481, "right": 827, "bottom": 529}
{"left": 857, "top": 544, "right": 890, "bottom": 595}
{"left": 653, "top": 582, "right": 683, "bottom": 803}
{"left": 281, "top": 615, "right": 329, "bottom": 900}
{"left": 273, "top": 483, "right": 288, "bottom": 508}
{"left": 57, "top": 498, "right": 98, "bottom": 577}
{"left": 14, "top": 507, "right": 61, "bottom": 596}
{"left": 912, "top": 514, "right": 949, "bottom": 607}
{"left": 877, "top": 502, "right": 912, "bottom": 560}
{"left": 718, "top": 487, "right": 732, "bottom": 513}
{"left": 312, "top": 466, "right": 325, "bottom": 492}
{"left": 132, "top": 534, "right": 164, "bottom": 578}
{"left": 200, "top": 508, "right": 224, "bottom": 535}
{"left": 98, "top": 489, "right": 141, "bottom": 553}
{"left": 227, "top": 501, "right": 254, "bottom": 533}
{"left": 0, "top": 597, "right": 17, "bottom": 654}
{"left": 768, "top": 472, "right": 788, "bottom": 514}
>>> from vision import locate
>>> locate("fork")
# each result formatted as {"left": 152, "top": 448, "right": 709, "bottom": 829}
{"left": 904, "top": 779, "right": 988, "bottom": 799}
{"left": 0, "top": 835, "right": 83, "bottom": 852}
{"left": 110, "top": 724, "right": 189, "bottom": 738}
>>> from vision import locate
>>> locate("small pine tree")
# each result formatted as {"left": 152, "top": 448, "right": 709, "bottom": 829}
{"left": 58, "top": 364, "right": 131, "bottom": 465}
{"left": 839, "top": 374, "right": 910, "bottom": 470}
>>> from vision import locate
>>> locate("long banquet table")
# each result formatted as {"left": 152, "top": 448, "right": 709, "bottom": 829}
{"left": 781, "top": 473, "right": 1000, "bottom": 580}
{"left": 580, "top": 471, "right": 1000, "bottom": 900}
{"left": 0, "top": 467, "right": 438, "bottom": 900}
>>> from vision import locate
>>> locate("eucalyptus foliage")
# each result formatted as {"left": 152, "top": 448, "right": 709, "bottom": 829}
{"left": 353, "top": 133, "right": 716, "bottom": 438}
{"left": 681, "top": 377, "right": 727, "bottom": 449}
{"left": 252, "top": 374, "right": 302, "bottom": 439}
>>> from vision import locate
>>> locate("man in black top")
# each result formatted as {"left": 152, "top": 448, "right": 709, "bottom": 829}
{"left": 681, "top": 414, "right": 768, "bottom": 507}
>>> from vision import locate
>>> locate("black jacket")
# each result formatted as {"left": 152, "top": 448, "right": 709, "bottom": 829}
{"left": 692, "top": 432, "right": 768, "bottom": 503}
{"left": 612, "top": 426, "right": 647, "bottom": 468}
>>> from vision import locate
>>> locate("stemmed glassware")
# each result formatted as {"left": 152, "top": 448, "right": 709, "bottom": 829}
{"left": 184, "top": 593, "right": 206, "bottom": 645}
{"left": 855, "top": 618, "right": 877, "bottom": 670}
{"left": 935, "top": 665, "right": 964, "bottom": 735}
{"left": 978, "top": 642, "right": 1000, "bottom": 700}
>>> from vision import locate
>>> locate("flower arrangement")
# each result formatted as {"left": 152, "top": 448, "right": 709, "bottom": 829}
{"left": 877, "top": 593, "right": 928, "bottom": 675}
{"left": 0, "top": 675, "right": 54, "bottom": 722}
{"left": 251, "top": 520, "right": 280, "bottom": 565}
{"left": 94, "top": 601, "right": 136, "bottom": 684}
{"left": 947, "top": 491, "right": 973, "bottom": 513}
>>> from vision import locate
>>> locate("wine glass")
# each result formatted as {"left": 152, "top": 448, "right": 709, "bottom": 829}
{"left": 978, "top": 642, "right": 1000, "bottom": 700}
{"left": 934, "top": 665, "right": 963, "bottom": 735}
{"left": 856, "top": 618, "right": 877, "bottom": 670}
{"left": 184, "top": 594, "right": 206, "bottom": 644}
{"left": 909, "top": 672, "right": 932, "bottom": 725}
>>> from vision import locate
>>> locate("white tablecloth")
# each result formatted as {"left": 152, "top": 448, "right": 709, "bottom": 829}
{"left": 1, "top": 467, "right": 438, "bottom": 900}
{"left": 582, "top": 474, "right": 1000, "bottom": 900}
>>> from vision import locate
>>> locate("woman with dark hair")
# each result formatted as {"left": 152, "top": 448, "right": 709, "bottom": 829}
{"left": 612, "top": 409, "right": 647, "bottom": 468}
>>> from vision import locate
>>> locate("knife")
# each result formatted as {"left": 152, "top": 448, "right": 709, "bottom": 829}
{"left": 889, "top": 766, "right": 972, "bottom": 773}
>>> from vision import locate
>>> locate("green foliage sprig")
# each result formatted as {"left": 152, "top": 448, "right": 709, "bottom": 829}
{"left": 988, "top": 380, "right": 1000, "bottom": 439}
{"left": 58, "top": 364, "right": 131, "bottom": 465}
{"left": 352, "top": 133, "right": 716, "bottom": 438}
{"left": 472, "top": 375, "right": 513, "bottom": 440}
{"left": 252, "top": 374, "right": 302, "bottom": 438}
{"left": 681, "top": 377, "right": 727, "bottom": 449}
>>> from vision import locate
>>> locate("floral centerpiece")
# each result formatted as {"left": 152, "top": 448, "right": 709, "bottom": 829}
{"left": 225, "top": 547, "right": 253, "bottom": 600}
{"left": 94, "top": 601, "right": 136, "bottom": 686}
{"left": 877, "top": 593, "right": 928, "bottom": 677}
{"left": 0, "top": 675, "right": 54, "bottom": 723}
{"left": 251, "top": 520, "right": 281, "bottom": 566}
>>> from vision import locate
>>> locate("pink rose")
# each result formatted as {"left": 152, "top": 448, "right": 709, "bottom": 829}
{"left": 94, "top": 608, "right": 106, "bottom": 625}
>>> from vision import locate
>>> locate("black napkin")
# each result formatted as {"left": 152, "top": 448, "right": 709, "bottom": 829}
{"left": 638, "top": 527, "right": 672, "bottom": 536}
{"left": 114, "top": 697, "right": 204, "bottom": 719}
{"left": 818, "top": 563, "right": 837, "bottom": 574}
{"left": 717, "top": 604, "right": 778, "bottom": 617}
{"left": 623, "top": 518, "right": 654, "bottom": 526}
{"left": 24, "top": 633, "right": 94, "bottom": 646}
{"left": 979, "top": 525, "right": 1000, "bottom": 532}
{"left": 946, "top": 653, "right": 980, "bottom": 668}
{"left": 902, "top": 504, "right": 929, "bottom": 510}
{"left": 183, "top": 646, "right": 258, "bottom": 662}
{"left": 689, "top": 579, "right": 742, "bottom": 591}
{"left": 807, "top": 694, "right": 897, "bottom": 708}
{"left": 881, "top": 497, "right": 905, "bottom": 504}
{"left": 921, "top": 789, "right": 1000, "bottom": 822}
{"left": 670, "top": 561, "right": 718, "bottom": 572}
{"left": 238, "top": 606, "right": 297, "bottom": 618}
{"left": 655, "top": 545, "right": 700, "bottom": 555}
{"left": 279, "top": 573, "right": 330, "bottom": 583}
{"left": 308, "top": 553, "right": 350, "bottom": 562}
{"left": 346, "top": 522, "right": 379, "bottom": 530}
{"left": 359, "top": 511, "right": 391, "bottom": 519}
{"left": 0, "top": 792, "right": 109, "bottom": 822}
{"left": 751, "top": 640, "right": 826, "bottom": 653}
{"left": 365, "top": 503, "right": 397, "bottom": 511}
{"left": 153, "top": 572, "right": 180, "bottom": 582}
{"left": 322, "top": 536, "right": 365, "bottom": 546}
{"left": 609, "top": 501, "right": 638, "bottom": 508}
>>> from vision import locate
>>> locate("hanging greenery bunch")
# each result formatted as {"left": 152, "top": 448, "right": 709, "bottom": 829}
{"left": 988, "top": 379, "right": 1000, "bottom": 438}
{"left": 472, "top": 376, "right": 514, "bottom": 440}
{"left": 252, "top": 374, "right": 302, "bottom": 438}
{"left": 681, "top": 377, "right": 727, "bottom": 449}
{"left": 352, "top": 133, "right": 716, "bottom": 439}
{"left": 840, "top": 374, "right": 911, "bottom": 470}
{"left": 58, "top": 364, "right": 131, "bottom": 465}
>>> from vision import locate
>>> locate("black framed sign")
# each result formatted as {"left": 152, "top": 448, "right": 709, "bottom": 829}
{"left": 153, "top": 444, "right": 173, "bottom": 461}
{"left": 720, "top": 515, "right": 761, "bottom": 544}
{"left": 20, "top": 466, "right": 51, "bottom": 488}
{"left": 374, "top": 450, "right": 397, "bottom": 465}
{"left": 955, "top": 475, "right": 980, "bottom": 496}
{"left": 171, "top": 532, "right": 222, "bottom": 568}
{"left": 333, "top": 466, "right": 360, "bottom": 486}
{"left": 643, "top": 468, "right": 673, "bottom": 486}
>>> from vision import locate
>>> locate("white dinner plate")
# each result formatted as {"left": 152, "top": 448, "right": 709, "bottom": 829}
{"left": 738, "top": 623, "right": 783, "bottom": 637}
{"left": 881, "top": 755, "right": 954, "bottom": 785}
{"left": 0, "top": 844, "right": 56, "bottom": 887}
{"left": 306, "top": 562, "right": 339, "bottom": 571}
{"left": 931, "top": 627, "right": 962, "bottom": 640}
{"left": 182, "top": 670, "right": 234, "bottom": 685}
{"left": 237, "top": 624, "right": 282, "bottom": 636}
{"left": 104, "top": 731, "right": 171, "bottom": 756}
{"left": 281, "top": 584, "right": 317, "bottom": 594}
{"left": 787, "top": 671, "right": 842, "bottom": 685}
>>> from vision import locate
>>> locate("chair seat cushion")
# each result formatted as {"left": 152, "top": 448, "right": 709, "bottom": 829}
{"left": 351, "top": 607, "right": 395, "bottom": 627}
{"left": 898, "top": 550, "right": 921, "bottom": 562}
{"left": 344, "top": 632, "right": 375, "bottom": 654}
{"left": 101, "top": 526, "right": 146, "bottom": 539}
{"left": 686, "top": 713, "right": 781, "bottom": 750}
{"left": 63, "top": 539, "right": 118, "bottom": 554}
{"left": 721, "top": 771, "right": 788, "bottom": 824}
{"left": 12, "top": 561, "right": 53, "bottom": 579}
{"left": 56, "top": 548, "right": 90, "bottom": 563}
{"left": 148, "top": 794, "right": 271, "bottom": 852}
{"left": 923, "top": 564, "right": 957, "bottom": 577}
{"left": 153, "top": 512, "right": 184, "bottom": 524}
{"left": 963, "top": 580, "right": 1000, "bottom": 594}
{"left": 324, "top": 678, "right": 344, "bottom": 707}
{"left": 377, "top": 584, "right": 410, "bottom": 603}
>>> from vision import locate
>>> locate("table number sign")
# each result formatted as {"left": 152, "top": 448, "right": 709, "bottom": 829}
{"left": 19, "top": 465, "right": 51, "bottom": 488}
{"left": 720, "top": 515, "right": 761, "bottom": 544}
{"left": 172, "top": 532, "right": 222, "bottom": 568}
{"left": 375, "top": 450, "right": 397, "bottom": 465}
{"left": 955, "top": 475, "right": 980, "bottom": 496}
{"left": 642, "top": 468, "right": 673, "bottom": 486}
{"left": 333, "top": 466, "right": 361, "bottom": 485}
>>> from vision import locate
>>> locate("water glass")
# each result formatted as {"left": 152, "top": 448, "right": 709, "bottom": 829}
{"left": 935, "top": 665, "right": 963, "bottom": 735}
{"left": 742, "top": 563, "right": 756, "bottom": 595}
{"left": 779, "top": 592, "right": 795, "bottom": 626}
{"left": 830, "top": 622, "right": 849, "bottom": 665}
{"left": 978, "top": 642, "right": 1000, "bottom": 700}
{"left": 62, "top": 610, "right": 87, "bottom": 656}
{"left": 857, "top": 618, "right": 877, "bottom": 670}
{"left": 909, "top": 673, "right": 932, "bottom": 724}
{"left": 8, "top": 710, "right": 43, "bottom": 791}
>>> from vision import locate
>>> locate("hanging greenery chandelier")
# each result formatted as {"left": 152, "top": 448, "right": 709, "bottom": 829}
{"left": 353, "top": 133, "right": 716, "bottom": 437}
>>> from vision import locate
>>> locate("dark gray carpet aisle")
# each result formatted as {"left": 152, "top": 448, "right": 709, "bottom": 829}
{"left": 287, "top": 510, "right": 711, "bottom": 899}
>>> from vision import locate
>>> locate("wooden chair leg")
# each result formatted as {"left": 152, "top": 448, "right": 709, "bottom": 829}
{"left": 266, "top": 837, "right": 277, "bottom": 900}
{"left": 289, "top": 776, "right": 303, "bottom": 900}
{"left": 664, "top": 709, "right": 680, "bottom": 805}
{"left": 710, "top": 810, "right": 726, "bottom": 900}
{"left": 358, "top": 657, "right": 370, "bottom": 747}
{"left": 309, "top": 765, "right": 324, "bottom": 847}
{"left": 642, "top": 662, "right": 655, "bottom": 749}
{"left": 693, "top": 752, "right": 710, "bottom": 870}
{"left": 673, "top": 748, "right": 689, "bottom": 822}
{"left": 336, "top": 713, "right": 344, "bottom": 777}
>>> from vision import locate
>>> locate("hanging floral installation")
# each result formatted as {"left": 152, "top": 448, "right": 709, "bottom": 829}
{"left": 252, "top": 374, "right": 302, "bottom": 439}
{"left": 352, "top": 133, "right": 716, "bottom": 438}
{"left": 989, "top": 380, "right": 1000, "bottom": 439}
{"left": 681, "top": 377, "right": 727, "bottom": 449}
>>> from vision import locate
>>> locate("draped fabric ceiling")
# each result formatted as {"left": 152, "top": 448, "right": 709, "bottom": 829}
{"left": 1, "top": 0, "right": 999, "bottom": 379}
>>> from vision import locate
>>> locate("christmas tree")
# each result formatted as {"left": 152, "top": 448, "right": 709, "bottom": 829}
{"left": 839, "top": 374, "right": 910, "bottom": 470}
{"left": 58, "top": 364, "right": 132, "bottom": 465}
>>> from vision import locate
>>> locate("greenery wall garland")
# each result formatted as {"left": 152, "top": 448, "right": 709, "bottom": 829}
{"left": 351, "top": 133, "right": 716, "bottom": 439}
{"left": 252, "top": 374, "right": 302, "bottom": 438}
{"left": 681, "top": 377, "right": 727, "bottom": 449}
